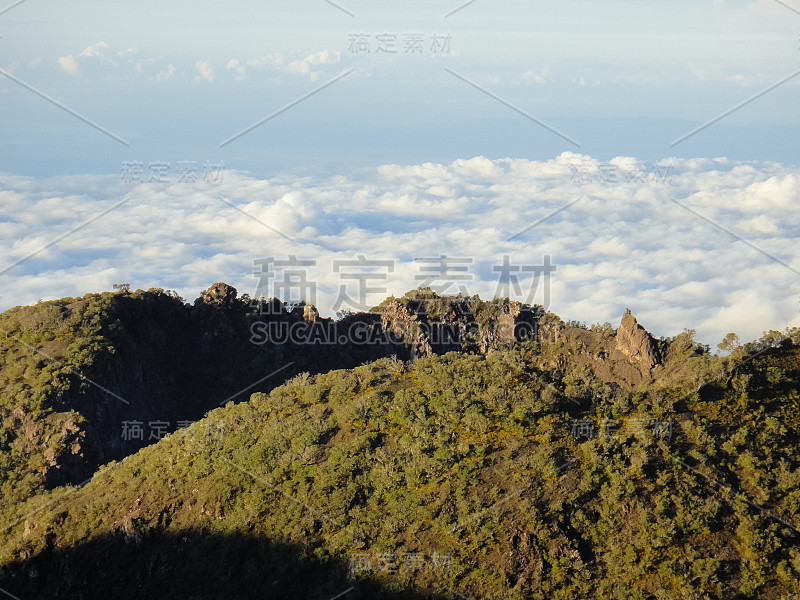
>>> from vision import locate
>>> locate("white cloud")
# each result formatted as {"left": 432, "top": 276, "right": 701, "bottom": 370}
{"left": 226, "top": 58, "right": 247, "bottom": 80}
{"left": 154, "top": 64, "right": 176, "bottom": 82}
{"left": 194, "top": 60, "right": 215, "bottom": 82}
{"left": 58, "top": 54, "right": 79, "bottom": 74}
{"left": 1, "top": 155, "right": 799, "bottom": 347}
{"left": 285, "top": 50, "right": 341, "bottom": 80}
{"left": 57, "top": 42, "right": 117, "bottom": 75}
{"left": 27, "top": 58, "right": 41, "bottom": 69}
{"left": 79, "top": 41, "right": 108, "bottom": 58}
{"left": 246, "top": 53, "right": 283, "bottom": 69}
{"left": 522, "top": 66, "right": 551, "bottom": 85}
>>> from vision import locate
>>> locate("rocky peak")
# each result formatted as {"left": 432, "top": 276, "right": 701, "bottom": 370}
{"left": 302, "top": 304, "right": 320, "bottom": 323}
{"left": 195, "top": 282, "right": 238, "bottom": 306}
{"left": 614, "top": 309, "right": 661, "bottom": 376}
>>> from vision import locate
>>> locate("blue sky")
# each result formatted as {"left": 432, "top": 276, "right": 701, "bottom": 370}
{"left": 2, "top": 0, "right": 799, "bottom": 176}
{"left": 2, "top": 0, "right": 800, "bottom": 345}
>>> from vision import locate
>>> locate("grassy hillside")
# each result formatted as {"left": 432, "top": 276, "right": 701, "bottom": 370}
{"left": 2, "top": 330, "right": 799, "bottom": 598}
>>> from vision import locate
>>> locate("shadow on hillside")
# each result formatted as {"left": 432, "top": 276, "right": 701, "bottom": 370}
{"left": 0, "top": 529, "right": 450, "bottom": 600}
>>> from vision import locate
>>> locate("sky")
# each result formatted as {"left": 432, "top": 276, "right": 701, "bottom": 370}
{"left": 1, "top": 0, "right": 800, "bottom": 345}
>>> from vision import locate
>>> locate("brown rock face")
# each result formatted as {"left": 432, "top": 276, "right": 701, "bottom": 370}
{"left": 379, "top": 300, "right": 433, "bottom": 358}
{"left": 614, "top": 309, "right": 661, "bottom": 376}
{"left": 377, "top": 295, "right": 540, "bottom": 358}
{"left": 488, "top": 302, "right": 537, "bottom": 349}
{"left": 302, "top": 304, "right": 319, "bottom": 323}
{"left": 196, "top": 282, "right": 238, "bottom": 306}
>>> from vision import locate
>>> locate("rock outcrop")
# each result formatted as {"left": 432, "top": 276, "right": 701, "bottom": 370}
{"left": 613, "top": 309, "right": 661, "bottom": 376}
{"left": 378, "top": 299, "right": 433, "bottom": 358}
{"left": 376, "top": 294, "right": 540, "bottom": 358}
{"left": 302, "top": 304, "right": 319, "bottom": 323}
{"left": 195, "top": 282, "right": 238, "bottom": 306}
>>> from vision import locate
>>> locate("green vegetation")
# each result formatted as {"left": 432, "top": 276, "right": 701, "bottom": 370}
{"left": 0, "top": 291, "right": 122, "bottom": 511}
{"left": 1, "top": 295, "right": 799, "bottom": 598}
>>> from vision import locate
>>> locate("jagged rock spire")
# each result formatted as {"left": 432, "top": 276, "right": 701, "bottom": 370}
{"left": 615, "top": 309, "right": 661, "bottom": 376}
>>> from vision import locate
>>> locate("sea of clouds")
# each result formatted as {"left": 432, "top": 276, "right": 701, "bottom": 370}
{"left": 2, "top": 152, "right": 799, "bottom": 347}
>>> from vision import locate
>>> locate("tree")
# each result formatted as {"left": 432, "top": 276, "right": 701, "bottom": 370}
{"left": 717, "top": 332, "right": 740, "bottom": 355}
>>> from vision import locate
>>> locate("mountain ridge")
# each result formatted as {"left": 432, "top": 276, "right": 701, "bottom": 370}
{"left": 1, "top": 283, "right": 799, "bottom": 598}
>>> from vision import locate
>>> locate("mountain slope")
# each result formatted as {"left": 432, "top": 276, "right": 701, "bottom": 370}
{"left": 0, "top": 284, "right": 546, "bottom": 517}
{"left": 2, "top": 332, "right": 799, "bottom": 599}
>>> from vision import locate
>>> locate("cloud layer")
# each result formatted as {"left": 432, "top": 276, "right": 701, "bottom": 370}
{"left": 1, "top": 153, "right": 799, "bottom": 347}
{"left": 49, "top": 40, "right": 344, "bottom": 83}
